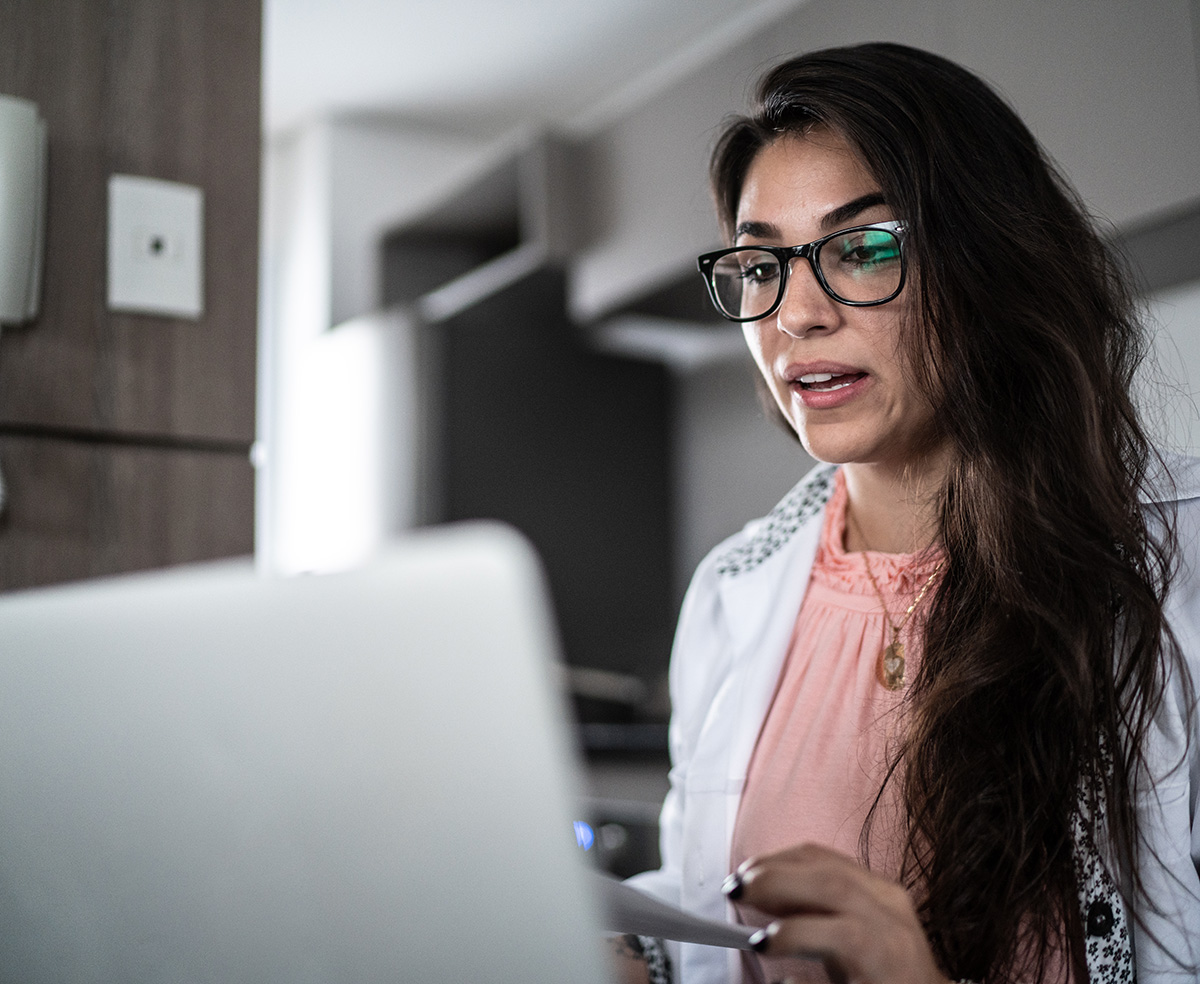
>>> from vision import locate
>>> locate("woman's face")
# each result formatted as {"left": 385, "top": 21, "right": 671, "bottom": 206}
{"left": 736, "top": 131, "right": 943, "bottom": 472}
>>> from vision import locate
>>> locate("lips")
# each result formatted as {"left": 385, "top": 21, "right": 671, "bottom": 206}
{"left": 784, "top": 362, "right": 868, "bottom": 387}
{"left": 784, "top": 362, "right": 871, "bottom": 409}
{"left": 796, "top": 371, "right": 867, "bottom": 391}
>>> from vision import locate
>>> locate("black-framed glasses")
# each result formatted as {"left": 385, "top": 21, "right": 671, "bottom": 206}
{"left": 697, "top": 220, "right": 907, "bottom": 322}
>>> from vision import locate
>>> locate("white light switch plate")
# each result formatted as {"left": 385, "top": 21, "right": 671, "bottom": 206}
{"left": 107, "top": 174, "right": 203, "bottom": 319}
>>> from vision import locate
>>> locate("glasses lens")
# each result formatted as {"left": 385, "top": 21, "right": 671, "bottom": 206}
{"left": 709, "top": 249, "right": 783, "bottom": 320}
{"left": 816, "top": 228, "right": 902, "bottom": 303}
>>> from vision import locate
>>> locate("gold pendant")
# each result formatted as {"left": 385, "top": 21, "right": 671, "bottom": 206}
{"left": 878, "top": 640, "right": 906, "bottom": 690}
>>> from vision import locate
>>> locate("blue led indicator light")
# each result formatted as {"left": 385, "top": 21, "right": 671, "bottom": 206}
{"left": 574, "top": 820, "right": 595, "bottom": 851}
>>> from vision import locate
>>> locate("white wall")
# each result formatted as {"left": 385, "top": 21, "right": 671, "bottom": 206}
{"left": 257, "top": 123, "right": 331, "bottom": 572}
{"left": 258, "top": 119, "right": 490, "bottom": 573}
{"left": 1145, "top": 278, "right": 1200, "bottom": 456}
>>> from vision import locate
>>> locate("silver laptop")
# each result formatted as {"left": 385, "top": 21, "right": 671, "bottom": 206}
{"left": 0, "top": 522, "right": 609, "bottom": 984}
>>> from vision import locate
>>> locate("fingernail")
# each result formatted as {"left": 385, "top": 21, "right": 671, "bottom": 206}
{"left": 721, "top": 872, "right": 744, "bottom": 900}
{"left": 748, "top": 928, "right": 770, "bottom": 953}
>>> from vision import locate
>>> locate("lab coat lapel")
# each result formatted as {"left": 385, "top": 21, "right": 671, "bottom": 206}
{"left": 713, "top": 466, "right": 834, "bottom": 793}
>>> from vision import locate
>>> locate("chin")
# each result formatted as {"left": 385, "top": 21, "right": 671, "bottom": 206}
{"left": 791, "top": 421, "right": 875, "bottom": 466}
{"left": 796, "top": 436, "right": 867, "bottom": 466}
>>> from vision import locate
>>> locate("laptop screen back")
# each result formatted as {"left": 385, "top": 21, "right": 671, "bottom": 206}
{"left": 0, "top": 523, "right": 608, "bottom": 984}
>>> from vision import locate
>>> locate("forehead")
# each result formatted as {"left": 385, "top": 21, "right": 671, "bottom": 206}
{"left": 736, "top": 131, "right": 880, "bottom": 233}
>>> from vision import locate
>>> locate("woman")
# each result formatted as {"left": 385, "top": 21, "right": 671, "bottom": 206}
{"left": 615, "top": 43, "right": 1200, "bottom": 984}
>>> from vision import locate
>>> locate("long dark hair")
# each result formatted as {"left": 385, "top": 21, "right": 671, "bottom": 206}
{"left": 712, "top": 43, "right": 1184, "bottom": 982}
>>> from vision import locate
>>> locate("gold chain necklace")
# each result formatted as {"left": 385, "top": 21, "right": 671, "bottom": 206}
{"left": 846, "top": 509, "right": 944, "bottom": 691}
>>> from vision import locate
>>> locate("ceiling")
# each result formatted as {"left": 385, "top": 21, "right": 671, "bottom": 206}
{"left": 262, "top": 0, "right": 806, "bottom": 138}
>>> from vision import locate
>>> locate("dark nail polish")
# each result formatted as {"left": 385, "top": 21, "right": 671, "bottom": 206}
{"left": 721, "top": 872, "right": 744, "bottom": 900}
{"left": 749, "top": 928, "right": 769, "bottom": 953}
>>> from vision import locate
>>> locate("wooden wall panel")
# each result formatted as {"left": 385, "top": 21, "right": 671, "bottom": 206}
{"left": 0, "top": 436, "right": 253, "bottom": 591}
{"left": 0, "top": 0, "right": 260, "bottom": 591}
{"left": 0, "top": 0, "right": 259, "bottom": 443}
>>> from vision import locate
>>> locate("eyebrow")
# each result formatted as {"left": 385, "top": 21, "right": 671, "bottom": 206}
{"left": 820, "top": 192, "right": 888, "bottom": 231}
{"left": 734, "top": 192, "right": 889, "bottom": 242}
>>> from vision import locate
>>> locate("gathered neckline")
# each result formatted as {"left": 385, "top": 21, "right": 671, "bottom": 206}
{"left": 813, "top": 469, "right": 944, "bottom": 596}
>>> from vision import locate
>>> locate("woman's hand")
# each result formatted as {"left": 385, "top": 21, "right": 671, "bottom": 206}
{"left": 724, "top": 843, "right": 950, "bottom": 984}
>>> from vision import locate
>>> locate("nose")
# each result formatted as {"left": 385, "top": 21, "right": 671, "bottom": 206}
{"left": 774, "top": 257, "right": 841, "bottom": 339}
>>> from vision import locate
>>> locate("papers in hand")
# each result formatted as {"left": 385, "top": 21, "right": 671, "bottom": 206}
{"left": 592, "top": 871, "right": 756, "bottom": 950}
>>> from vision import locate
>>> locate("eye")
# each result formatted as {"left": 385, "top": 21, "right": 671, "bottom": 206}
{"left": 737, "top": 251, "right": 780, "bottom": 285}
{"left": 832, "top": 230, "right": 901, "bottom": 272}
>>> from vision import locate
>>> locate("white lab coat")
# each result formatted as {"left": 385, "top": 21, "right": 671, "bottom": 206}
{"left": 629, "top": 458, "right": 1200, "bottom": 983}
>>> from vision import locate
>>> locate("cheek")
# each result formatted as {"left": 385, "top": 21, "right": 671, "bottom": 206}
{"left": 741, "top": 324, "right": 774, "bottom": 383}
{"left": 861, "top": 307, "right": 906, "bottom": 357}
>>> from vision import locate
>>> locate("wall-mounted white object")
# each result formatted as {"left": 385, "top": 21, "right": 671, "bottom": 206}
{"left": 107, "top": 175, "right": 203, "bottom": 319}
{"left": 0, "top": 94, "right": 47, "bottom": 326}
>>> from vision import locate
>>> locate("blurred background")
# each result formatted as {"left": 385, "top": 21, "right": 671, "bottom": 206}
{"left": 3, "top": 0, "right": 1200, "bottom": 874}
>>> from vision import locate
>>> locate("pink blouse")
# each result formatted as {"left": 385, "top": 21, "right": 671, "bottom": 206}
{"left": 729, "top": 470, "right": 942, "bottom": 982}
